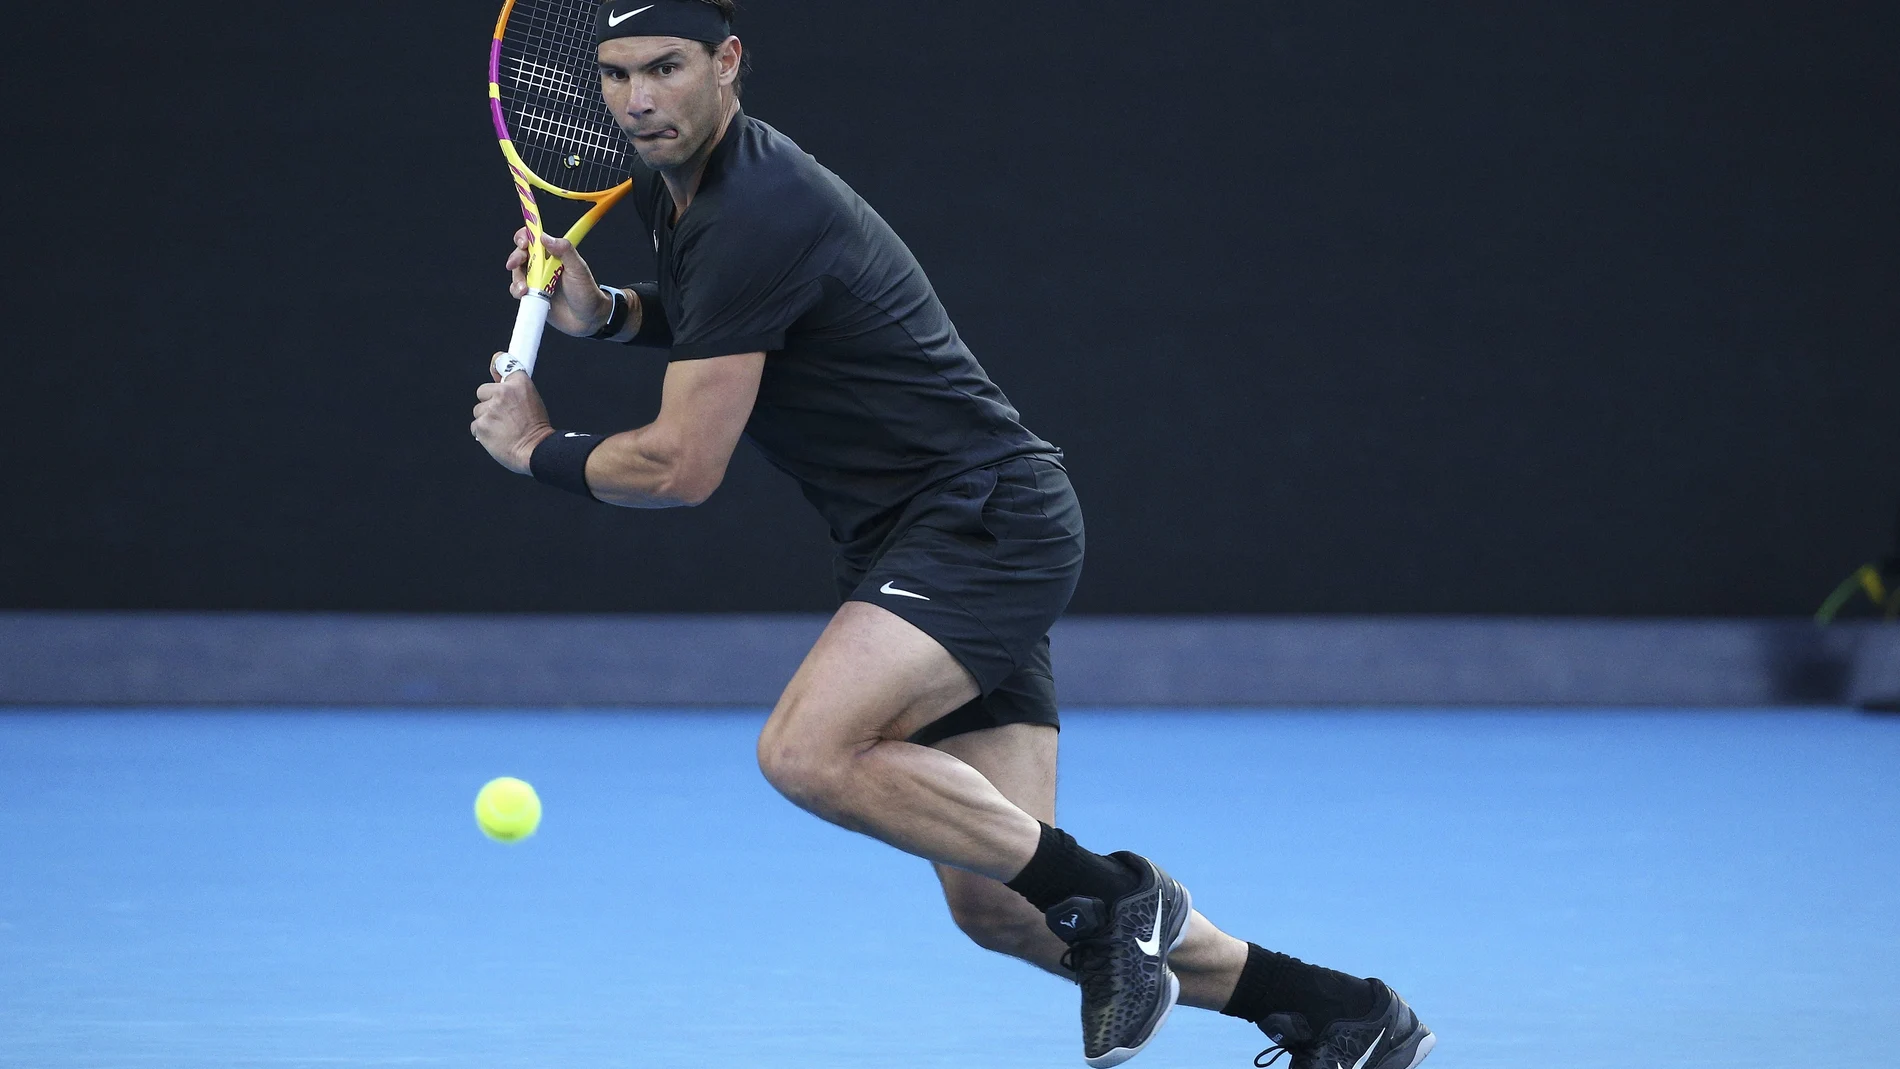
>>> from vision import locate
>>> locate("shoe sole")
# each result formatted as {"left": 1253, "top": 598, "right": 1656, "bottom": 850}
{"left": 1084, "top": 885, "right": 1194, "bottom": 1069}
{"left": 1385, "top": 1029, "right": 1435, "bottom": 1069}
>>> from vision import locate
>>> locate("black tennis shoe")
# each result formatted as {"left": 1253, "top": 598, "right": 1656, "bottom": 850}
{"left": 1254, "top": 979, "right": 1434, "bottom": 1069}
{"left": 1044, "top": 852, "right": 1193, "bottom": 1068}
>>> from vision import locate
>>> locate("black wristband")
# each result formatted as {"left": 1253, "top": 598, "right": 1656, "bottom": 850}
{"left": 529, "top": 431, "right": 607, "bottom": 500}
{"left": 586, "top": 286, "right": 628, "bottom": 340}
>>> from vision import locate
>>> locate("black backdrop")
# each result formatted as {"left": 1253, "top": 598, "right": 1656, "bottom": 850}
{"left": 11, "top": 2, "right": 1897, "bottom": 614}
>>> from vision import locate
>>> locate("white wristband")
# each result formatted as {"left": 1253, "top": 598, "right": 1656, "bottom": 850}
{"left": 585, "top": 285, "right": 624, "bottom": 340}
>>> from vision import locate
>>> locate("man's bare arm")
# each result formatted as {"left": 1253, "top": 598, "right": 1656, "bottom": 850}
{"left": 472, "top": 350, "right": 763, "bottom": 505}
{"left": 584, "top": 351, "right": 765, "bottom": 508}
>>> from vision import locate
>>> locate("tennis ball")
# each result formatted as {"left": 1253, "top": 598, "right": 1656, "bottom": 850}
{"left": 474, "top": 776, "right": 542, "bottom": 843}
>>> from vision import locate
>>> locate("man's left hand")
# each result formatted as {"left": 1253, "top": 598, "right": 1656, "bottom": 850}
{"left": 472, "top": 354, "right": 554, "bottom": 474}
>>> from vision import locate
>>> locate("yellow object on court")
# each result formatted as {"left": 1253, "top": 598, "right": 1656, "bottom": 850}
{"left": 1816, "top": 563, "right": 1900, "bottom": 624}
{"left": 474, "top": 777, "right": 543, "bottom": 842}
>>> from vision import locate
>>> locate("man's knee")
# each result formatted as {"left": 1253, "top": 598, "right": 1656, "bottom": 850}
{"left": 756, "top": 705, "right": 852, "bottom": 813}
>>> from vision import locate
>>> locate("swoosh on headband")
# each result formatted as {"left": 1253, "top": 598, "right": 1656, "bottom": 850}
{"left": 607, "top": 4, "right": 656, "bottom": 27}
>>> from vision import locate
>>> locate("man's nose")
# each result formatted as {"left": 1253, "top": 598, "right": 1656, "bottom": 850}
{"left": 625, "top": 80, "right": 656, "bottom": 115}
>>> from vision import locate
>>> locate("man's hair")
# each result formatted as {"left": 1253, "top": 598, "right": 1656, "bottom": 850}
{"left": 698, "top": 0, "right": 750, "bottom": 98}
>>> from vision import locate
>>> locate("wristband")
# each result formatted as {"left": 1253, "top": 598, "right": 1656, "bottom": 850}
{"left": 586, "top": 286, "right": 628, "bottom": 340}
{"left": 529, "top": 431, "right": 607, "bottom": 500}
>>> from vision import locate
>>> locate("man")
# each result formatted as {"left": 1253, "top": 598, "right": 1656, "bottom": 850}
{"left": 469, "top": 3, "right": 1433, "bottom": 1066}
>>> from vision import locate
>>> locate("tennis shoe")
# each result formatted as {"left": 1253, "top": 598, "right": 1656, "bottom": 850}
{"left": 1254, "top": 979, "right": 1434, "bottom": 1069}
{"left": 1044, "top": 852, "right": 1193, "bottom": 1068}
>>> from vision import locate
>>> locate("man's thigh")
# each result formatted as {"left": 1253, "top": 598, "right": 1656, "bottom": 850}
{"left": 764, "top": 600, "right": 981, "bottom": 748}
{"left": 932, "top": 722, "right": 1057, "bottom": 823}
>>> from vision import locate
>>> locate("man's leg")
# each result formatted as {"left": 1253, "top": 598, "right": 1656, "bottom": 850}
{"left": 758, "top": 601, "right": 1188, "bottom": 1067}
{"left": 926, "top": 722, "right": 1255, "bottom": 1011}
{"left": 926, "top": 724, "right": 1064, "bottom": 969}
{"left": 755, "top": 600, "right": 1042, "bottom": 878}
{"left": 757, "top": 601, "right": 1426, "bottom": 1066}
{"left": 923, "top": 723, "right": 1434, "bottom": 1069}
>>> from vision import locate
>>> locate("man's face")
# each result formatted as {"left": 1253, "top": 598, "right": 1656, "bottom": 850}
{"left": 597, "top": 36, "right": 735, "bottom": 171}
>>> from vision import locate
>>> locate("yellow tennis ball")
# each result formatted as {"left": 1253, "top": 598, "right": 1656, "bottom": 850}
{"left": 474, "top": 776, "right": 542, "bottom": 843}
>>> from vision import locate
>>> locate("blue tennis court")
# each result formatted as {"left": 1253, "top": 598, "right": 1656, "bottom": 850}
{"left": 4, "top": 708, "right": 1896, "bottom": 1067}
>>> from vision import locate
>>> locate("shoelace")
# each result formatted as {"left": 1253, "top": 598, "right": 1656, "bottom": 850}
{"left": 1059, "top": 938, "right": 1118, "bottom": 997}
{"left": 1255, "top": 1032, "right": 1325, "bottom": 1068}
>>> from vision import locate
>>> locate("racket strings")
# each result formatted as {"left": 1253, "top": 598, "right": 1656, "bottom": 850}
{"left": 498, "top": 0, "right": 630, "bottom": 194}
{"left": 513, "top": 105, "right": 625, "bottom": 160}
{"left": 508, "top": 56, "right": 592, "bottom": 104}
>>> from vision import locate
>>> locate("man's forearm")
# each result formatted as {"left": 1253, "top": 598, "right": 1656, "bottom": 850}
{"left": 583, "top": 423, "right": 713, "bottom": 508}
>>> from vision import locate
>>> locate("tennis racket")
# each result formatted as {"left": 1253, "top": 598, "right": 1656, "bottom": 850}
{"left": 1816, "top": 562, "right": 1899, "bottom": 624}
{"left": 489, "top": 0, "right": 634, "bottom": 378}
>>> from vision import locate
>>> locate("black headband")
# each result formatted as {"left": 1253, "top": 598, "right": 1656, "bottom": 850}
{"left": 596, "top": 0, "right": 732, "bottom": 45}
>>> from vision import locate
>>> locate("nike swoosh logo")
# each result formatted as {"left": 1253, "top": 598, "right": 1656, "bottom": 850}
{"left": 607, "top": 4, "right": 654, "bottom": 26}
{"left": 1134, "top": 896, "right": 1165, "bottom": 956}
{"left": 564, "top": 432, "right": 592, "bottom": 438}
{"left": 879, "top": 581, "right": 930, "bottom": 601}
{"left": 1342, "top": 1028, "right": 1386, "bottom": 1069}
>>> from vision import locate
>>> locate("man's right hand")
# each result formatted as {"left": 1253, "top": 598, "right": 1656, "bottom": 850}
{"left": 506, "top": 228, "right": 613, "bottom": 337}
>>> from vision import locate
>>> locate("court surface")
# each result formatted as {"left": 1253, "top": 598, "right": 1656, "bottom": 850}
{"left": 3, "top": 708, "right": 1896, "bottom": 1068}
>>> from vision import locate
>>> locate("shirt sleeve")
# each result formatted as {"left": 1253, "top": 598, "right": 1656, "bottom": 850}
{"left": 667, "top": 201, "right": 830, "bottom": 361}
{"left": 628, "top": 159, "right": 661, "bottom": 231}
{"left": 623, "top": 282, "right": 671, "bottom": 347}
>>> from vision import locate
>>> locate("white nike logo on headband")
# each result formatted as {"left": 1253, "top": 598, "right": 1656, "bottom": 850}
{"left": 607, "top": 4, "right": 655, "bottom": 26}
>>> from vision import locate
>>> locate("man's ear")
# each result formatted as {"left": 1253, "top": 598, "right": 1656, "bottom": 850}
{"left": 718, "top": 36, "right": 743, "bottom": 86}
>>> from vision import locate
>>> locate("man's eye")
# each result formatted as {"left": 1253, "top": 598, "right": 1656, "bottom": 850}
{"left": 657, "top": 64, "right": 677, "bottom": 76}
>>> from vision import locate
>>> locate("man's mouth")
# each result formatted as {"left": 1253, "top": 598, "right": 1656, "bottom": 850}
{"left": 632, "top": 128, "right": 679, "bottom": 142}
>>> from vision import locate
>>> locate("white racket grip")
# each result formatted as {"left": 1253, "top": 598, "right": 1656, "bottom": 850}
{"left": 499, "top": 293, "right": 552, "bottom": 380}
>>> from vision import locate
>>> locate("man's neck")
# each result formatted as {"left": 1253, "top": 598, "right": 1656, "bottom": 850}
{"left": 660, "top": 99, "right": 741, "bottom": 221}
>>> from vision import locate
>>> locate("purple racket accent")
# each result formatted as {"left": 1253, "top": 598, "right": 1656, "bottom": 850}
{"left": 489, "top": 39, "right": 509, "bottom": 139}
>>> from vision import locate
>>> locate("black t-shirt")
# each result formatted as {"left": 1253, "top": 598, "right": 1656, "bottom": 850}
{"left": 625, "top": 111, "right": 1058, "bottom": 549}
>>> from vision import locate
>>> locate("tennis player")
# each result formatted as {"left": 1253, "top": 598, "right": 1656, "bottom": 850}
{"left": 469, "top": 3, "right": 1431, "bottom": 1066}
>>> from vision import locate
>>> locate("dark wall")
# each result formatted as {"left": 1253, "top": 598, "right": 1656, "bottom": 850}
{"left": 11, "top": 2, "right": 1897, "bottom": 614}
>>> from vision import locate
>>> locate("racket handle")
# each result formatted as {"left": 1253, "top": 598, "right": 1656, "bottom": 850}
{"left": 498, "top": 292, "right": 552, "bottom": 379}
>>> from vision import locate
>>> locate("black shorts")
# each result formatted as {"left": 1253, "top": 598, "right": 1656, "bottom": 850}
{"left": 835, "top": 455, "right": 1084, "bottom": 747}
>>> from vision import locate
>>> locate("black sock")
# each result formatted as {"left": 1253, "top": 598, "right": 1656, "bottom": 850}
{"left": 1004, "top": 823, "right": 1140, "bottom": 911}
{"left": 1220, "top": 942, "right": 1375, "bottom": 1031}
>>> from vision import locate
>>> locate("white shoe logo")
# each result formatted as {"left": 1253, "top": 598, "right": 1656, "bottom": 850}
{"left": 1134, "top": 897, "right": 1165, "bottom": 956}
{"left": 607, "top": 4, "right": 654, "bottom": 26}
{"left": 879, "top": 581, "right": 930, "bottom": 601}
{"left": 1342, "top": 1028, "right": 1385, "bottom": 1069}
